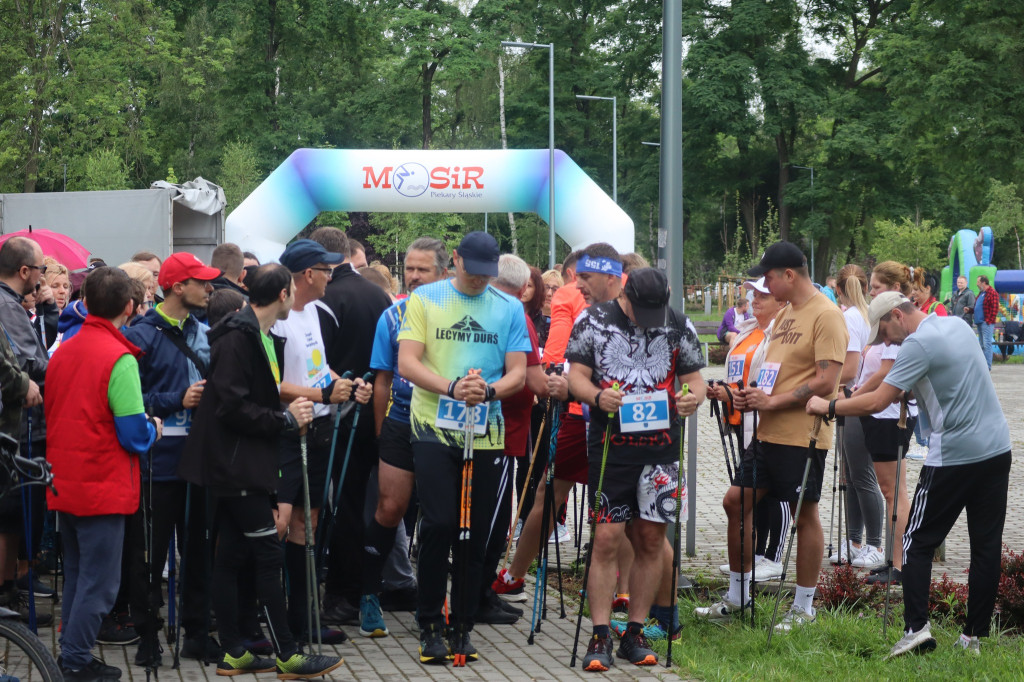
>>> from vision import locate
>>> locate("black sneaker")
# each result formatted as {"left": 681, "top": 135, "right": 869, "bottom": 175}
{"left": 216, "top": 650, "right": 277, "bottom": 676}
{"left": 497, "top": 598, "right": 524, "bottom": 617}
{"left": 446, "top": 628, "right": 479, "bottom": 664}
{"left": 180, "top": 634, "right": 223, "bottom": 663}
{"left": 417, "top": 624, "right": 449, "bottom": 664}
{"left": 582, "top": 633, "right": 614, "bottom": 672}
{"left": 320, "top": 594, "right": 358, "bottom": 625}
{"left": 16, "top": 574, "right": 55, "bottom": 598}
{"left": 134, "top": 632, "right": 163, "bottom": 667}
{"left": 275, "top": 652, "right": 344, "bottom": 680}
{"left": 866, "top": 567, "right": 903, "bottom": 585}
{"left": 297, "top": 627, "right": 348, "bottom": 645}
{"left": 9, "top": 589, "right": 53, "bottom": 627}
{"left": 475, "top": 593, "right": 520, "bottom": 625}
{"left": 617, "top": 629, "right": 658, "bottom": 666}
{"left": 96, "top": 617, "right": 138, "bottom": 645}
{"left": 60, "top": 656, "right": 122, "bottom": 681}
{"left": 242, "top": 635, "right": 274, "bottom": 656}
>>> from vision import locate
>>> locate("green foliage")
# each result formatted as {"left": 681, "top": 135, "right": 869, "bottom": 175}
{"left": 869, "top": 218, "right": 947, "bottom": 271}
{"left": 981, "top": 180, "right": 1024, "bottom": 270}
{"left": 219, "top": 141, "right": 261, "bottom": 213}
{"left": 78, "top": 149, "right": 130, "bottom": 191}
{"left": 363, "top": 213, "right": 466, "bottom": 263}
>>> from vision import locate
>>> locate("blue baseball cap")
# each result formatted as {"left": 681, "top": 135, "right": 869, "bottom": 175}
{"left": 457, "top": 231, "right": 499, "bottom": 277}
{"left": 279, "top": 239, "right": 345, "bottom": 273}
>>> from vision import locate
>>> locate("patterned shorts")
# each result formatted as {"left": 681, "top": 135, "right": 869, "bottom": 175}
{"left": 588, "top": 459, "right": 685, "bottom": 524}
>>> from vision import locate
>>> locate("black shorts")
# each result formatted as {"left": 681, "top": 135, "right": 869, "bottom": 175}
{"left": 735, "top": 440, "right": 827, "bottom": 503}
{"left": 587, "top": 457, "right": 682, "bottom": 525}
{"left": 861, "top": 416, "right": 916, "bottom": 463}
{"left": 277, "top": 416, "right": 334, "bottom": 507}
{"left": 378, "top": 418, "right": 414, "bottom": 473}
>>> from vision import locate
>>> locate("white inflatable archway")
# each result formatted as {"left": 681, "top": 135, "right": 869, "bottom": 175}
{"left": 225, "top": 148, "right": 634, "bottom": 262}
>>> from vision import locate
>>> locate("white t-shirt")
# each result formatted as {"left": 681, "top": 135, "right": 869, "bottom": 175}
{"left": 858, "top": 341, "right": 917, "bottom": 419}
{"left": 272, "top": 303, "right": 333, "bottom": 419}
{"left": 843, "top": 307, "right": 869, "bottom": 380}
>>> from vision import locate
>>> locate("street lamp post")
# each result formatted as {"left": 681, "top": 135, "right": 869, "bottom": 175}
{"left": 502, "top": 40, "right": 556, "bottom": 269}
{"left": 575, "top": 94, "right": 617, "bottom": 204}
{"left": 792, "top": 164, "right": 815, "bottom": 282}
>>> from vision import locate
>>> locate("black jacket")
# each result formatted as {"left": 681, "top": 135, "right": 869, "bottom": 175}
{"left": 318, "top": 264, "right": 391, "bottom": 376}
{"left": 178, "top": 306, "right": 294, "bottom": 493}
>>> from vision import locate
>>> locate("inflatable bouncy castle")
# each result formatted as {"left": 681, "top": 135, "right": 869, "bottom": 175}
{"left": 941, "top": 226, "right": 1024, "bottom": 323}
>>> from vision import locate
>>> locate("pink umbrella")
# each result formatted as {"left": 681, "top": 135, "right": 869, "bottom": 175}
{"left": 0, "top": 228, "right": 92, "bottom": 270}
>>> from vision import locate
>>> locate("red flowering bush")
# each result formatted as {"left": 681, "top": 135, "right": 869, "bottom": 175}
{"left": 997, "top": 546, "right": 1024, "bottom": 629}
{"left": 929, "top": 572, "right": 969, "bottom": 626}
{"left": 817, "top": 564, "right": 883, "bottom": 610}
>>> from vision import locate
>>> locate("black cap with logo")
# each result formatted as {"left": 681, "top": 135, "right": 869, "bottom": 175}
{"left": 747, "top": 240, "right": 807, "bottom": 277}
{"left": 624, "top": 267, "right": 671, "bottom": 328}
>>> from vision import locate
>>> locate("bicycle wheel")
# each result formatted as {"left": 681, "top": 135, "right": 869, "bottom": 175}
{"left": 0, "top": 617, "right": 62, "bottom": 682}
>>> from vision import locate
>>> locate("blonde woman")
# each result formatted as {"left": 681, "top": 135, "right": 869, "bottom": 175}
{"left": 118, "top": 262, "right": 157, "bottom": 319}
{"left": 43, "top": 257, "right": 71, "bottom": 311}
{"left": 830, "top": 265, "right": 885, "bottom": 569}
{"left": 854, "top": 261, "right": 917, "bottom": 585}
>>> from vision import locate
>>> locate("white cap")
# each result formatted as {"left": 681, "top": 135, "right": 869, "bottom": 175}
{"left": 743, "top": 277, "right": 770, "bottom": 295}
{"left": 868, "top": 292, "right": 912, "bottom": 345}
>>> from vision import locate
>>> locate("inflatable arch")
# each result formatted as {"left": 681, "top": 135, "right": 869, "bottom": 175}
{"left": 225, "top": 148, "right": 634, "bottom": 263}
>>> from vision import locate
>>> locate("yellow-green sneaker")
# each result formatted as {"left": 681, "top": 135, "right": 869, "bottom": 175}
{"left": 216, "top": 650, "right": 277, "bottom": 676}
{"left": 275, "top": 653, "right": 344, "bottom": 680}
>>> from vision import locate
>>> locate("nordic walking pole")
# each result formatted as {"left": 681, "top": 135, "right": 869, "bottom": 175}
{"left": 828, "top": 409, "right": 839, "bottom": 562}
{"left": 883, "top": 397, "right": 909, "bottom": 639}
{"left": 21, "top": 413, "right": 37, "bottom": 633}
{"left": 528, "top": 390, "right": 558, "bottom": 642}
{"left": 320, "top": 371, "right": 354, "bottom": 512}
{"left": 453, "top": 374, "right": 478, "bottom": 668}
{"left": 708, "top": 386, "right": 734, "bottom": 482}
{"left": 733, "top": 379, "right": 748, "bottom": 625}
{"left": 768, "top": 416, "right": 823, "bottom": 646}
{"left": 502, "top": 407, "right": 546, "bottom": 570}
{"left": 298, "top": 424, "right": 322, "bottom": 652}
{"left": 666, "top": 384, "right": 688, "bottom": 669}
{"left": 569, "top": 382, "right": 618, "bottom": 668}
{"left": 172, "top": 487, "right": 191, "bottom": 668}
{"left": 749, "top": 380, "right": 758, "bottom": 625}
{"left": 141, "top": 435, "right": 159, "bottom": 682}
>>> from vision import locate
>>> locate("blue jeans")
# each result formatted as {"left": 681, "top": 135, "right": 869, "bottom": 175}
{"left": 59, "top": 513, "right": 125, "bottom": 669}
{"left": 978, "top": 322, "right": 995, "bottom": 369}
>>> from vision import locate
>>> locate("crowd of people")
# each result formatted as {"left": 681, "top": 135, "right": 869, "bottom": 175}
{"left": 0, "top": 230, "right": 1010, "bottom": 680}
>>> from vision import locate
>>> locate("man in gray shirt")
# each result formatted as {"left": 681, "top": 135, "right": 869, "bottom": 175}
{"left": 946, "top": 275, "right": 976, "bottom": 326}
{"left": 807, "top": 292, "right": 1010, "bottom": 660}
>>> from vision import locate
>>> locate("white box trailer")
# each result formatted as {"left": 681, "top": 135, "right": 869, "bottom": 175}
{"left": 0, "top": 178, "right": 225, "bottom": 266}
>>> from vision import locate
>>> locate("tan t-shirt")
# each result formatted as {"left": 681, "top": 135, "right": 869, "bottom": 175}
{"left": 755, "top": 292, "right": 848, "bottom": 448}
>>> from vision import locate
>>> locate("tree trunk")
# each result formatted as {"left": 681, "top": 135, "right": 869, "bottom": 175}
{"left": 498, "top": 55, "right": 517, "bottom": 254}
{"left": 776, "top": 133, "right": 791, "bottom": 241}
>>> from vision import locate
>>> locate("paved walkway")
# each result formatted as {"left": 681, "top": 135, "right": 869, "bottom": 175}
{"left": 20, "top": 365, "right": 1022, "bottom": 681}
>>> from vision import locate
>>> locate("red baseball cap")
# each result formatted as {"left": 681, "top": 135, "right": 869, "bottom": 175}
{"left": 158, "top": 252, "right": 221, "bottom": 289}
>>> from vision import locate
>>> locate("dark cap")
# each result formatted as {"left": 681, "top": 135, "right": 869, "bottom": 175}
{"left": 279, "top": 239, "right": 345, "bottom": 273}
{"left": 456, "top": 231, "right": 499, "bottom": 277}
{"left": 747, "top": 241, "right": 807, "bottom": 277}
{"left": 624, "top": 267, "right": 670, "bottom": 328}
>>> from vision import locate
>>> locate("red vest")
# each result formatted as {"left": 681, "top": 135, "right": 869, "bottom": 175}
{"left": 45, "top": 316, "right": 143, "bottom": 516}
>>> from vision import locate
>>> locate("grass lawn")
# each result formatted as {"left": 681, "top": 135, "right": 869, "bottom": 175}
{"left": 647, "top": 592, "right": 1024, "bottom": 681}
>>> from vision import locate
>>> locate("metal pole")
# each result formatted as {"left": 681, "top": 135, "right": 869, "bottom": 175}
{"left": 548, "top": 43, "right": 555, "bottom": 270}
{"left": 662, "top": 0, "right": 683, "bottom": 311}
{"left": 484, "top": 212, "right": 488, "bottom": 234}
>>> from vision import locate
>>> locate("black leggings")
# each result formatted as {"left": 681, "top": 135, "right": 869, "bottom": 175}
{"left": 212, "top": 493, "right": 296, "bottom": 659}
{"left": 413, "top": 442, "right": 503, "bottom": 628}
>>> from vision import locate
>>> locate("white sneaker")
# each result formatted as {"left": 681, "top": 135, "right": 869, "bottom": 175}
{"left": 828, "top": 541, "right": 862, "bottom": 564}
{"left": 719, "top": 562, "right": 731, "bottom": 575}
{"left": 851, "top": 546, "right": 884, "bottom": 569}
{"left": 694, "top": 598, "right": 747, "bottom": 623}
{"left": 512, "top": 519, "right": 523, "bottom": 541}
{"left": 752, "top": 556, "right": 785, "bottom": 580}
{"left": 905, "top": 443, "right": 927, "bottom": 461}
{"left": 887, "top": 622, "right": 937, "bottom": 659}
{"left": 955, "top": 633, "right": 980, "bottom": 655}
{"left": 773, "top": 604, "right": 816, "bottom": 632}
{"left": 548, "top": 523, "right": 571, "bottom": 544}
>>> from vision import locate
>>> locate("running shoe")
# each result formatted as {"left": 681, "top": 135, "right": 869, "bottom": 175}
{"left": 865, "top": 567, "right": 902, "bottom": 585}
{"left": 851, "top": 546, "right": 884, "bottom": 569}
{"left": 773, "top": 604, "right": 816, "bottom": 632}
{"left": 610, "top": 620, "right": 669, "bottom": 641}
{"left": 616, "top": 629, "right": 658, "bottom": 666}
{"left": 719, "top": 562, "right": 731, "bottom": 575}
{"left": 275, "top": 653, "right": 344, "bottom": 680}
{"left": 60, "top": 656, "right": 123, "bottom": 682}
{"left": 828, "top": 541, "right": 862, "bottom": 565}
{"left": 491, "top": 568, "right": 527, "bottom": 603}
{"left": 134, "top": 631, "right": 163, "bottom": 667}
{"left": 694, "top": 598, "right": 746, "bottom": 623}
{"left": 612, "top": 594, "right": 630, "bottom": 612}
{"left": 418, "top": 624, "right": 449, "bottom": 664}
{"left": 297, "top": 627, "right": 348, "bottom": 646}
{"left": 905, "top": 443, "right": 927, "bottom": 461}
{"left": 181, "top": 635, "right": 223, "bottom": 663}
{"left": 96, "top": 616, "right": 138, "bottom": 645}
{"left": 955, "top": 633, "right": 980, "bottom": 655}
{"left": 512, "top": 519, "right": 523, "bottom": 541}
{"left": 753, "top": 556, "right": 785, "bottom": 580}
{"left": 476, "top": 592, "right": 520, "bottom": 624}
{"left": 358, "top": 594, "right": 389, "bottom": 638}
{"left": 548, "top": 523, "right": 571, "bottom": 544}
{"left": 216, "top": 651, "right": 276, "bottom": 676}
{"left": 582, "top": 633, "right": 614, "bottom": 672}
{"left": 886, "top": 622, "right": 936, "bottom": 659}
{"left": 446, "top": 629, "right": 479, "bottom": 663}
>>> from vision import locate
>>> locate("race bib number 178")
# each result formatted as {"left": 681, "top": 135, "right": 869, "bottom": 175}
{"left": 435, "top": 396, "right": 489, "bottom": 435}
